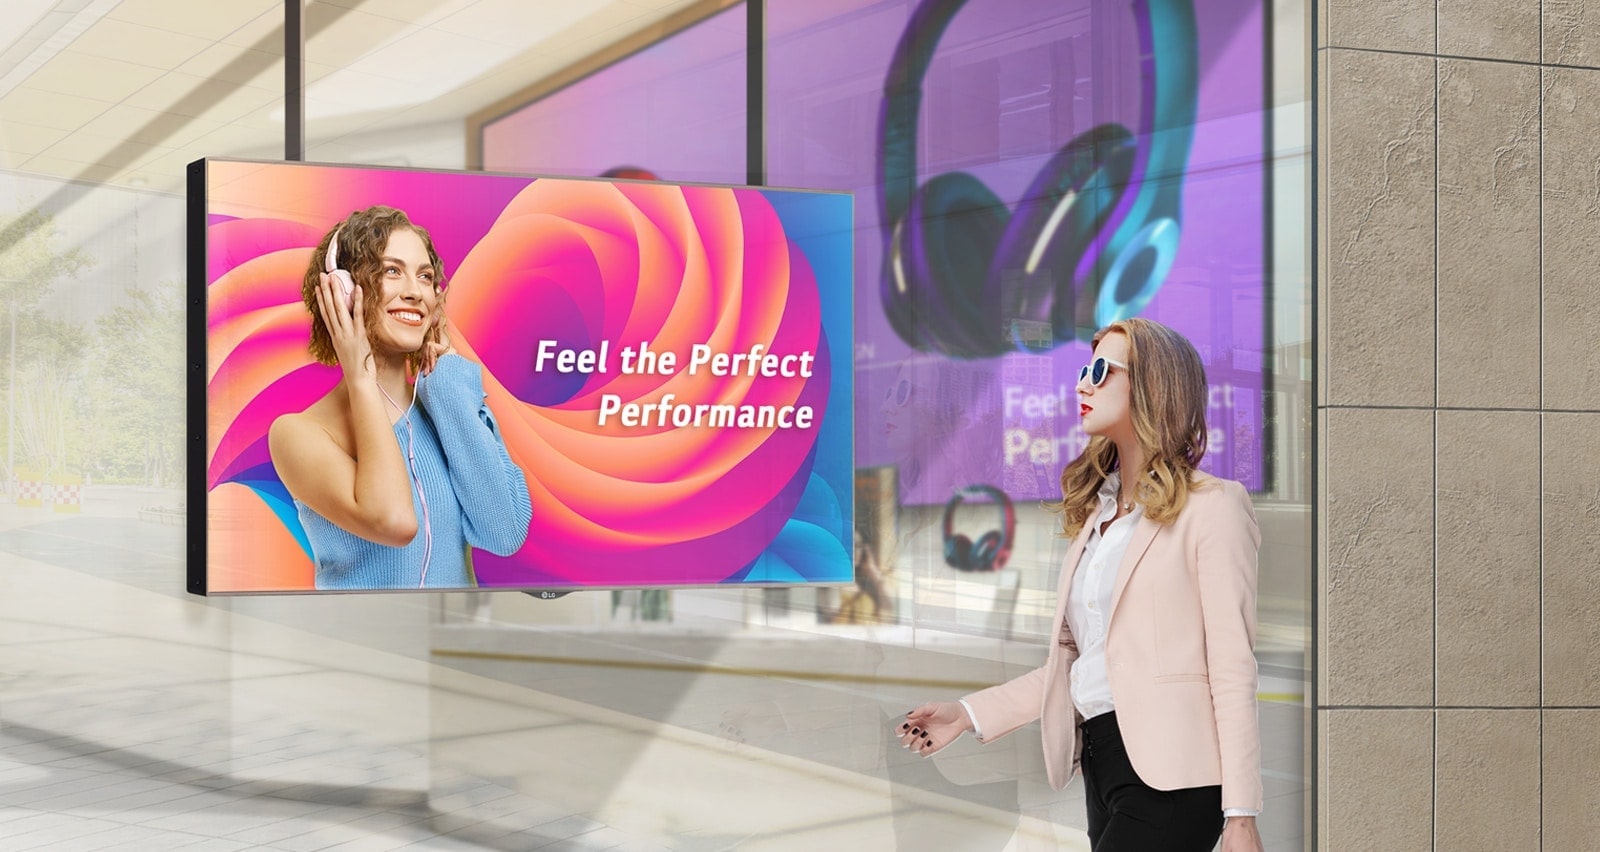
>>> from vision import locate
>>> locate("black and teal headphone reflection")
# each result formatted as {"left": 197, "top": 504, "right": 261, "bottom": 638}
{"left": 878, "top": 0, "right": 1199, "bottom": 357}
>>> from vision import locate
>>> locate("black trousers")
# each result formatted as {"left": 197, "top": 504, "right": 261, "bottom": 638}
{"left": 1080, "top": 712, "right": 1223, "bottom": 852}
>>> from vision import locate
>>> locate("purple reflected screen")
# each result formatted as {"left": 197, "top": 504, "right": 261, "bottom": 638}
{"left": 770, "top": 0, "right": 1266, "bottom": 504}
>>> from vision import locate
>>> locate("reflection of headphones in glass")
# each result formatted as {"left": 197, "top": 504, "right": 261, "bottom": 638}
{"left": 878, "top": 0, "right": 1198, "bottom": 357}
{"left": 942, "top": 485, "right": 1015, "bottom": 572}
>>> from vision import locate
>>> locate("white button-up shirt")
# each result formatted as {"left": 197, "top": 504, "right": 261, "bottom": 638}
{"left": 1065, "top": 471, "right": 1141, "bottom": 721}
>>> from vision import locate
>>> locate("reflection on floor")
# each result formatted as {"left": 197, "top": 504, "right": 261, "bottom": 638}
{"left": 0, "top": 501, "right": 1306, "bottom": 850}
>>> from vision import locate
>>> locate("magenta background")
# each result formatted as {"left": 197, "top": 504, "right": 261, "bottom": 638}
{"left": 204, "top": 162, "right": 852, "bottom": 589}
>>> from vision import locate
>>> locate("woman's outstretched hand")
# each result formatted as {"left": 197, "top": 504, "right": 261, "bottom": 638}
{"left": 317, "top": 273, "right": 373, "bottom": 382}
{"left": 895, "top": 701, "right": 974, "bottom": 757}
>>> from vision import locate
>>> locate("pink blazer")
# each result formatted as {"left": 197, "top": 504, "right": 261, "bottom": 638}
{"left": 962, "top": 475, "right": 1263, "bottom": 812}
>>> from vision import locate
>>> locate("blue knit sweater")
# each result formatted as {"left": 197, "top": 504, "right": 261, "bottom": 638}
{"left": 299, "top": 354, "right": 532, "bottom": 590}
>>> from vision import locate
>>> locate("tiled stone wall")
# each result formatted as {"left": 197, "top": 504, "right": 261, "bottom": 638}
{"left": 1318, "top": 2, "right": 1600, "bottom": 848}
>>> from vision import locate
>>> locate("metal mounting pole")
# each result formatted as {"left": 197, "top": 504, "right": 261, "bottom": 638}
{"left": 746, "top": 0, "right": 764, "bottom": 187}
{"left": 286, "top": 0, "right": 304, "bottom": 160}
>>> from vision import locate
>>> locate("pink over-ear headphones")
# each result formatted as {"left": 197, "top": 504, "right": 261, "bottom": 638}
{"left": 325, "top": 226, "right": 355, "bottom": 312}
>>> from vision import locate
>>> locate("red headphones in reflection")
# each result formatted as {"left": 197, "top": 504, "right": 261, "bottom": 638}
{"left": 942, "top": 485, "right": 1015, "bottom": 572}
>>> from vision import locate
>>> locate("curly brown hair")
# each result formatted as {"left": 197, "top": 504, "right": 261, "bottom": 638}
{"left": 1052, "top": 317, "right": 1211, "bottom": 537}
{"left": 302, "top": 205, "right": 446, "bottom": 370}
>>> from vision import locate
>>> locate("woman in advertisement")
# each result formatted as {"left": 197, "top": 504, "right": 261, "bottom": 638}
{"left": 894, "top": 318, "right": 1264, "bottom": 852}
{"left": 269, "top": 205, "right": 532, "bottom": 590}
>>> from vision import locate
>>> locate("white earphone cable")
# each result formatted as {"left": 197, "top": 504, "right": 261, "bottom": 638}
{"left": 376, "top": 379, "right": 432, "bottom": 588}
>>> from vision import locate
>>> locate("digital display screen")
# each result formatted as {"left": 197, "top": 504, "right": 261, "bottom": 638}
{"left": 189, "top": 159, "right": 854, "bottom": 594}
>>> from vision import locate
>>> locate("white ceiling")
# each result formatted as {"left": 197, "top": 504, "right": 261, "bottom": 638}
{"left": 0, "top": 0, "right": 711, "bottom": 192}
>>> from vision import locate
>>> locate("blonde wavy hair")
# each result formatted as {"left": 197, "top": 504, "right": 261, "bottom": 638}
{"left": 1053, "top": 318, "right": 1209, "bottom": 537}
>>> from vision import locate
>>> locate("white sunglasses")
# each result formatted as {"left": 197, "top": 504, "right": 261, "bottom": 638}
{"left": 1078, "top": 356, "right": 1129, "bottom": 387}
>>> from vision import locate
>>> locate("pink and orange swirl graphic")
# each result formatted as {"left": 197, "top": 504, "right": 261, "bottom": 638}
{"left": 202, "top": 161, "right": 851, "bottom": 593}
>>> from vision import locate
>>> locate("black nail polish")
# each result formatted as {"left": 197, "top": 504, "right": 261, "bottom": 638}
{"left": 912, "top": 728, "right": 921, "bottom": 735}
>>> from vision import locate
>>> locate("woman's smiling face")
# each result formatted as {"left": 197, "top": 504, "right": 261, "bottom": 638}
{"left": 366, "top": 228, "right": 439, "bottom": 355}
